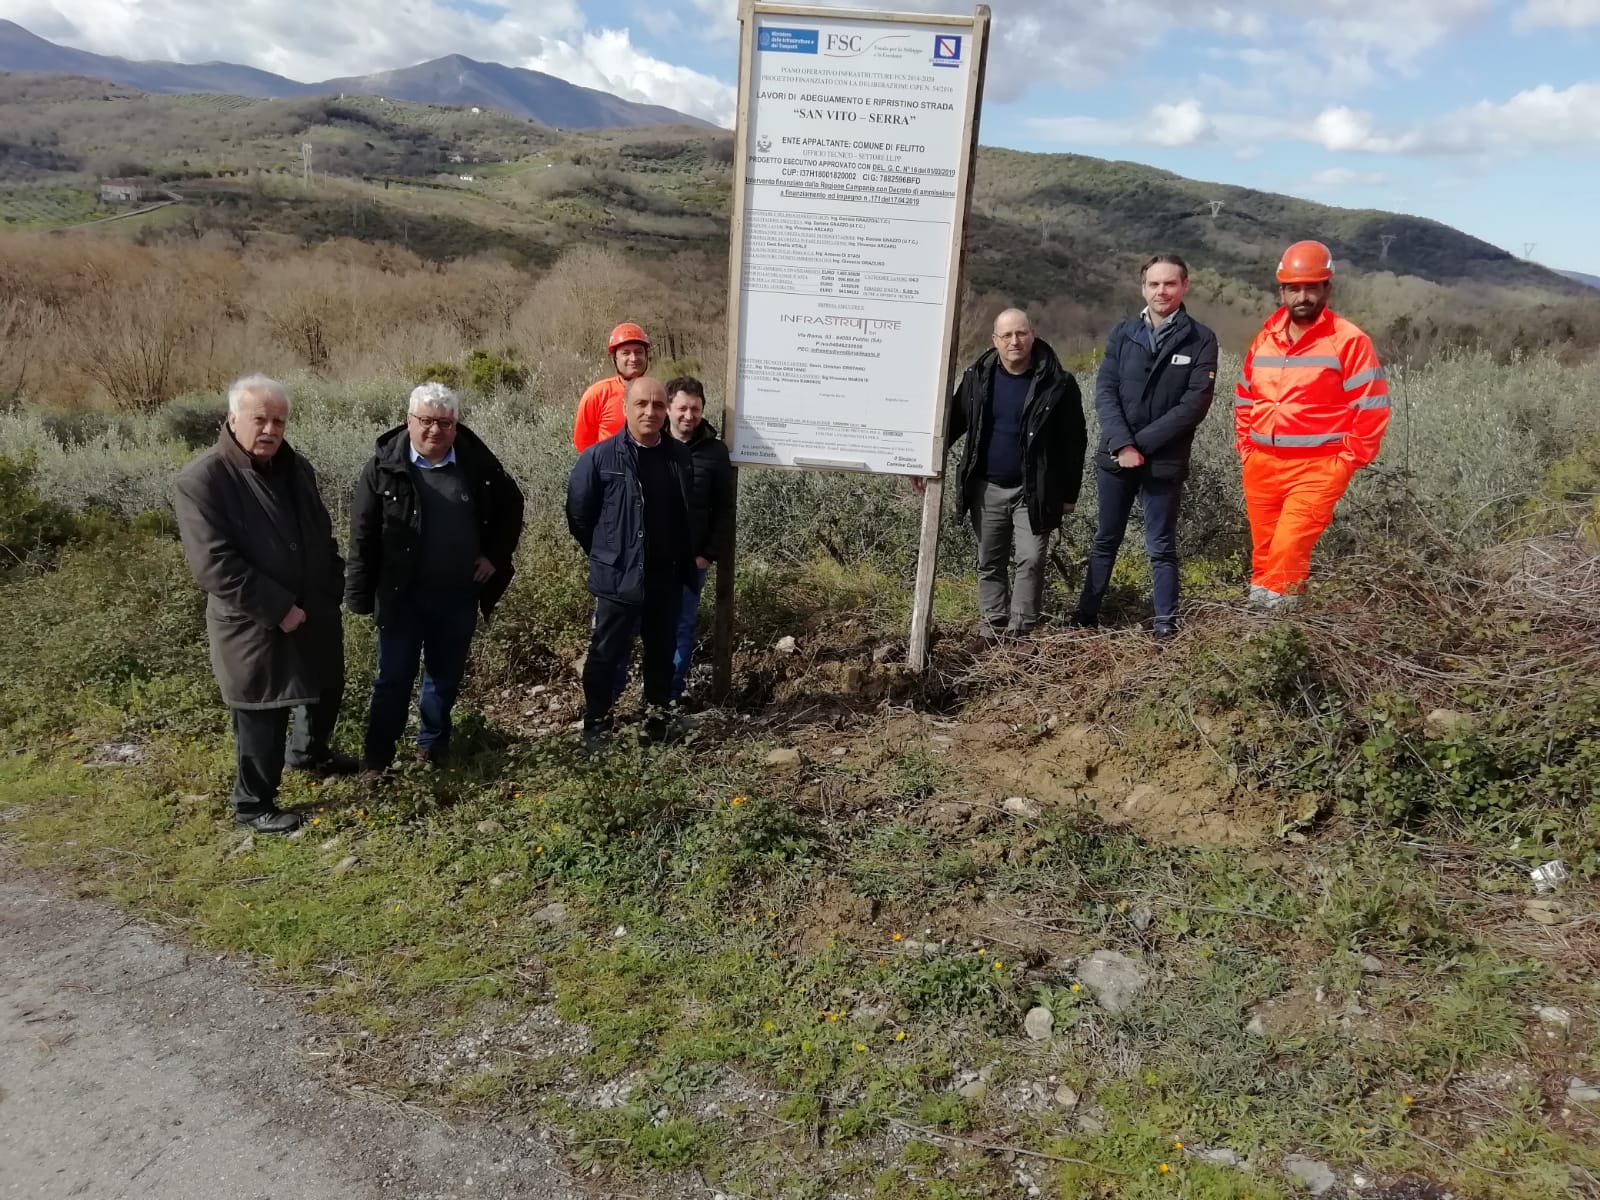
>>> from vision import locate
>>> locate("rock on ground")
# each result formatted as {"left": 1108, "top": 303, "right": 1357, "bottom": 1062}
{"left": 1023, "top": 1006, "right": 1054, "bottom": 1041}
{"left": 1077, "top": 949, "right": 1150, "bottom": 1014}
{"left": 1283, "top": 1153, "right": 1339, "bottom": 1196}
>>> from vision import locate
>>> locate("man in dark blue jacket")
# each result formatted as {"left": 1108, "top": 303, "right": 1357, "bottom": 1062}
{"left": 567, "top": 376, "right": 695, "bottom": 751}
{"left": 1071, "top": 255, "right": 1217, "bottom": 637}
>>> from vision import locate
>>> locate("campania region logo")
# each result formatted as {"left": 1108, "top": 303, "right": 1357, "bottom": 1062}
{"left": 932, "top": 35, "right": 962, "bottom": 66}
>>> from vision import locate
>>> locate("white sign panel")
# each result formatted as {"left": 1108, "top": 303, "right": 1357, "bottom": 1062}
{"left": 730, "top": 9, "right": 978, "bottom": 476}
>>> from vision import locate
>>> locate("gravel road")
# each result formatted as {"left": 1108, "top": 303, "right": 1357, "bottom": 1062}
{"left": 0, "top": 872, "right": 584, "bottom": 1200}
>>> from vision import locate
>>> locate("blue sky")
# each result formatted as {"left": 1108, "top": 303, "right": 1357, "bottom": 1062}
{"left": 8, "top": 0, "right": 1598, "bottom": 273}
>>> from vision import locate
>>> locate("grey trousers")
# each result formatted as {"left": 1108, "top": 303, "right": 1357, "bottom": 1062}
{"left": 969, "top": 480, "right": 1049, "bottom": 632}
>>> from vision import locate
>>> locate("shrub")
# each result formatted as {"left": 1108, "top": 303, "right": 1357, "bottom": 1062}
{"left": 463, "top": 349, "right": 527, "bottom": 393}
{"left": 160, "top": 396, "right": 226, "bottom": 449}
{"left": 0, "top": 452, "right": 78, "bottom": 561}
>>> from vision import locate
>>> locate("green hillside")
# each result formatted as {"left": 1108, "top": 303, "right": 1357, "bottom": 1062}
{"left": 3, "top": 70, "right": 1597, "bottom": 357}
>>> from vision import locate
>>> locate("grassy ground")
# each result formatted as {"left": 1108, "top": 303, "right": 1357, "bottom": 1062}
{"left": 1, "top": 353, "right": 1598, "bottom": 1197}
{"left": 1, "top": 529, "right": 1597, "bottom": 1199}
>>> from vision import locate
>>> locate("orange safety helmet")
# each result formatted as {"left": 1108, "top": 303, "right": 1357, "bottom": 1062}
{"left": 1276, "top": 240, "right": 1334, "bottom": 284}
{"left": 607, "top": 322, "right": 651, "bottom": 354}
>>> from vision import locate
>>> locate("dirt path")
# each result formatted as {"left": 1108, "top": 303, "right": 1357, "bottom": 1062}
{"left": 0, "top": 872, "right": 583, "bottom": 1200}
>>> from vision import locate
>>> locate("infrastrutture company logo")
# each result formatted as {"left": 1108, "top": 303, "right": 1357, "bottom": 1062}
{"left": 758, "top": 27, "right": 818, "bottom": 53}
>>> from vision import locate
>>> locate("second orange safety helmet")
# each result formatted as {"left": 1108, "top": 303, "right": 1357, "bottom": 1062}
{"left": 607, "top": 322, "right": 651, "bottom": 354}
{"left": 1276, "top": 240, "right": 1334, "bottom": 284}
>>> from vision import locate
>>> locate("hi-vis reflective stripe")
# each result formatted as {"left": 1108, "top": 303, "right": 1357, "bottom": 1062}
{"left": 1350, "top": 394, "right": 1391, "bottom": 410}
{"left": 1343, "top": 366, "right": 1386, "bottom": 391}
{"left": 1233, "top": 384, "right": 1254, "bottom": 407}
{"left": 1252, "top": 354, "right": 1341, "bottom": 369}
{"left": 1250, "top": 430, "right": 1346, "bottom": 448}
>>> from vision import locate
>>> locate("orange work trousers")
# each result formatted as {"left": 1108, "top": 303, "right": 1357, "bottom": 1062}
{"left": 1242, "top": 452, "right": 1355, "bottom": 594}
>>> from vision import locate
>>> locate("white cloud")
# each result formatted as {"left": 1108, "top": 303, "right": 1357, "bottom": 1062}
{"left": 520, "top": 30, "right": 735, "bottom": 125}
{"left": 1515, "top": 0, "right": 1600, "bottom": 27}
{"left": 1310, "top": 107, "right": 1419, "bottom": 154}
{"left": 1305, "top": 167, "right": 1391, "bottom": 188}
{"left": 0, "top": 0, "right": 736, "bottom": 124}
{"left": 1027, "top": 99, "right": 1214, "bottom": 148}
{"left": 1301, "top": 84, "right": 1600, "bottom": 156}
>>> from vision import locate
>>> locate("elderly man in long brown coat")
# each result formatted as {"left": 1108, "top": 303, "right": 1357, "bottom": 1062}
{"left": 173, "top": 374, "right": 353, "bottom": 834}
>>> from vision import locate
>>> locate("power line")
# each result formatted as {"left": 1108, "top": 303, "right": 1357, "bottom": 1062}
{"left": 1207, "top": 200, "right": 1223, "bottom": 220}
{"left": 1522, "top": 242, "right": 1536, "bottom": 259}
{"left": 302, "top": 142, "right": 313, "bottom": 186}
{"left": 1379, "top": 234, "right": 1395, "bottom": 263}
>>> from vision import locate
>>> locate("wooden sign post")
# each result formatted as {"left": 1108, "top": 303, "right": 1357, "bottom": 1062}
{"left": 714, "top": 0, "right": 991, "bottom": 690}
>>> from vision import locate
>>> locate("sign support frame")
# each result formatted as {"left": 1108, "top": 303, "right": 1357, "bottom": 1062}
{"left": 713, "top": 0, "right": 991, "bottom": 690}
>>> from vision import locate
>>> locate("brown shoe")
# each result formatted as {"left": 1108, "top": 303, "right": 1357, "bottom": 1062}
{"left": 412, "top": 745, "right": 449, "bottom": 767}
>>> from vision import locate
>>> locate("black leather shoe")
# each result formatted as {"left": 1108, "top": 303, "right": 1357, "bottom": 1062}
{"left": 236, "top": 808, "right": 301, "bottom": 835}
{"left": 1067, "top": 612, "right": 1099, "bottom": 629}
{"left": 288, "top": 751, "right": 360, "bottom": 776}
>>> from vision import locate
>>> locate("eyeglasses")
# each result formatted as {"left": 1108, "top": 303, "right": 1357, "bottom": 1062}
{"left": 410, "top": 415, "right": 456, "bottom": 431}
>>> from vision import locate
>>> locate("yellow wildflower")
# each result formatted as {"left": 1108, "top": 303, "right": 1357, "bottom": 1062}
{"left": 731, "top": 795, "right": 747, "bottom": 807}
{"left": 1158, "top": 1163, "right": 1170, "bottom": 1174}
{"left": 892, "top": 932, "right": 904, "bottom": 942}
{"left": 894, "top": 1030, "right": 907, "bottom": 1041}
{"left": 853, "top": 1043, "right": 867, "bottom": 1053}
{"left": 1070, "top": 983, "right": 1082, "bottom": 993}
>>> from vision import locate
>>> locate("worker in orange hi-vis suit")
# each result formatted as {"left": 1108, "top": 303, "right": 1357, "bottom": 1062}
{"left": 572, "top": 323, "right": 651, "bottom": 452}
{"left": 1235, "top": 241, "right": 1390, "bottom": 609}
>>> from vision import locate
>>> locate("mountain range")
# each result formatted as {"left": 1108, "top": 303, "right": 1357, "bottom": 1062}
{"left": 0, "top": 19, "right": 710, "bottom": 130}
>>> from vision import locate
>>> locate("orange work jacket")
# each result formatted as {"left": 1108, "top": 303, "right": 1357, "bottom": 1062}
{"left": 1234, "top": 307, "right": 1390, "bottom": 467}
{"left": 572, "top": 376, "right": 627, "bottom": 453}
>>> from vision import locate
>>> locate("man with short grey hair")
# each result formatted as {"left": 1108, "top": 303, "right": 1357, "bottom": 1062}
{"left": 941, "top": 310, "right": 1086, "bottom": 637}
{"left": 346, "top": 381, "right": 525, "bottom": 771}
{"left": 173, "top": 374, "right": 352, "bottom": 835}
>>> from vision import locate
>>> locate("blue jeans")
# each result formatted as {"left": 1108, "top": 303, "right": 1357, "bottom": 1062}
{"left": 672, "top": 566, "right": 710, "bottom": 701}
{"left": 1076, "top": 466, "right": 1183, "bottom": 627}
{"left": 364, "top": 589, "right": 479, "bottom": 765}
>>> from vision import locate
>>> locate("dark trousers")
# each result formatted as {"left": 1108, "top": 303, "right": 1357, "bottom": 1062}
{"left": 584, "top": 576, "right": 679, "bottom": 731}
{"left": 231, "top": 690, "right": 341, "bottom": 817}
{"left": 364, "top": 589, "right": 479, "bottom": 766}
{"left": 1076, "top": 466, "right": 1184, "bottom": 626}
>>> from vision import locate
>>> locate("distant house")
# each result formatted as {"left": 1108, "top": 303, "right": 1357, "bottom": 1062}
{"left": 99, "top": 179, "right": 146, "bottom": 204}
{"left": 470, "top": 107, "right": 481, "bottom": 115}
{"left": 458, "top": 174, "right": 475, "bottom": 182}
{"left": 447, "top": 153, "right": 465, "bottom": 164}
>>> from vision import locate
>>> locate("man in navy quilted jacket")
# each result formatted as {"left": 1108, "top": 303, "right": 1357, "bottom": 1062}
{"left": 1070, "top": 255, "right": 1218, "bottom": 638}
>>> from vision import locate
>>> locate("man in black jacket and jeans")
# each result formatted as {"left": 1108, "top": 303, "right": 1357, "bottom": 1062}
{"left": 664, "top": 376, "right": 733, "bottom": 703}
{"left": 346, "top": 382, "right": 525, "bottom": 770}
{"left": 567, "top": 376, "right": 695, "bottom": 751}
{"left": 1071, "top": 255, "right": 1217, "bottom": 637}
{"left": 943, "top": 309, "right": 1087, "bottom": 637}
